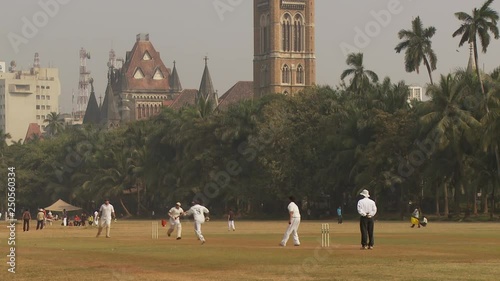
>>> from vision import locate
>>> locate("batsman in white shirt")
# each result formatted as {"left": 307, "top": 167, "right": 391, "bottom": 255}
{"left": 280, "top": 196, "right": 301, "bottom": 247}
{"left": 167, "top": 202, "right": 184, "bottom": 239}
{"left": 96, "top": 199, "right": 116, "bottom": 238}
{"left": 184, "top": 200, "right": 210, "bottom": 244}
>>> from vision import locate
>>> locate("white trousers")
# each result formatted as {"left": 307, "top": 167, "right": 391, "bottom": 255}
{"left": 97, "top": 219, "right": 111, "bottom": 237}
{"left": 228, "top": 220, "right": 235, "bottom": 230}
{"left": 281, "top": 217, "right": 301, "bottom": 246}
{"left": 168, "top": 218, "right": 182, "bottom": 238}
{"left": 194, "top": 221, "right": 205, "bottom": 242}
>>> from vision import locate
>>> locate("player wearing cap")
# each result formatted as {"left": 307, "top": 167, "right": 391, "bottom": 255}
{"left": 167, "top": 202, "right": 184, "bottom": 240}
{"left": 184, "top": 200, "right": 210, "bottom": 244}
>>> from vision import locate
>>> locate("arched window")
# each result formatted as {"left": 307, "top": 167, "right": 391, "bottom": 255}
{"left": 282, "top": 13, "right": 292, "bottom": 52}
{"left": 282, "top": 64, "right": 290, "bottom": 84}
{"left": 296, "top": 65, "right": 304, "bottom": 84}
{"left": 260, "top": 14, "right": 270, "bottom": 53}
{"left": 260, "top": 65, "right": 268, "bottom": 87}
{"left": 293, "top": 14, "right": 305, "bottom": 52}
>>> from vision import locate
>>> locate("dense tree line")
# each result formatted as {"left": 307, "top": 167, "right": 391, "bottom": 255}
{"left": 0, "top": 0, "right": 499, "bottom": 220}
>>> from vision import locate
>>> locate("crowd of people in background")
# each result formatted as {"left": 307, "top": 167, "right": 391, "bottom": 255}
{"left": 7, "top": 208, "right": 100, "bottom": 231}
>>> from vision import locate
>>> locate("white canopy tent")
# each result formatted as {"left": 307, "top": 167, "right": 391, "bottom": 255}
{"left": 44, "top": 199, "right": 82, "bottom": 212}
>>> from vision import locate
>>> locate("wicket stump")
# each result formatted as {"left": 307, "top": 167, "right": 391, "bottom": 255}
{"left": 321, "top": 223, "right": 330, "bottom": 247}
{"left": 151, "top": 221, "right": 159, "bottom": 239}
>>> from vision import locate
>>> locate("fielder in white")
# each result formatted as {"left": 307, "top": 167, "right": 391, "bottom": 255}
{"left": 184, "top": 201, "right": 209, "bottom": 244}
{"left": 280, "top": 196, "right": 301, "bottom": 247}
{"left": 167, "top": 202, "right": 184, "bottom": 239}
{"left": 96, "top": 199, "right": 116, "bottom": 238}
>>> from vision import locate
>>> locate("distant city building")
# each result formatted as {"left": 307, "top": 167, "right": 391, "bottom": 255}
{"left": 253, "top": 0, "right": 316, "bottom": 96}
{"left": 0, "top": 57, "right": 61, "bottom": 143}
{"left": 408, "top": 86, "right": 423, "bottom": 102}
{"left": 83, "top": 34, "right": 216, "bottom": 126}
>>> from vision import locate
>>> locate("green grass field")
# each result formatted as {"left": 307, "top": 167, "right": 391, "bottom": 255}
{"left": 2, "top": 220, "right": 499, "bottom": 281}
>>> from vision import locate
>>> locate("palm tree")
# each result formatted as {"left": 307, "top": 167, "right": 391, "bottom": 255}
{"left": 0, "top": 129, "right": 11, "bottom": 150}
{"left": 44, "top": 112, "right": 65, "bottom": 136}
{"left": 453, "top": 0, "right": 499, "bottom": 95}
{"left": 395, "top": 16, "right": 437, "bottom": 85}
{"left": 481, "top": 68, "right": 500, "bottom": 218}
{"left": 340, "top": 53, "right": 379, "bottom": 93}
{"left": 421, "top": 74, "right": 481, "bottom": 216}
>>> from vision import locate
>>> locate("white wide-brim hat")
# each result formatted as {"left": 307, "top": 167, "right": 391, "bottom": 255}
{"left": 360, "top": 189, "right": 370, "bottom": 198}
{"left": 175, "top": 202, "right": 181, "bottom": 206}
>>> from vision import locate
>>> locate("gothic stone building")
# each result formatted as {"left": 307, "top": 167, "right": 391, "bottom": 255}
{"left": 253, "top": 0, "right": 316, "bottom": 97}
{"left": 84, "top": 33, "right": 218, "bottom": 126}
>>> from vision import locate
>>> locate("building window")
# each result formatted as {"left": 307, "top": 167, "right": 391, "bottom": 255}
{"left": 47, "top": 95, "right": 50, "bottom": 100}
{"left": 260, "top": 65, "right": 268, "bottom": 87}
{"left": 41, "top": 86, "right": 45, "bottom": 89}
{"left": 260, "top": 13, "right": 270, "bottom": 53}
{"left": 143, "top": 51, "right": 152, "bottom": 60}
{"left": 36, "top": 95, "right": 40, "bottom": 100}
{"left": 41, "top": 105, "right": 46, "bottom": 110}
{"left": 41, "top": 95, "right": 45, "bottom": 100}
{"left": 293, "top": 14, "right": 305, "bottom": 52}
{"left": 282, "top": 64, "right": 290, "bottom": 84}
{"left": 153, "top": 69, "right": 164, "bottom": 80}
{"left": 296, "top": 65, "right": 304, "bottom": 84}
{"left": 46, "top": 86, "right": 50, "bottom": 89}
{"left": 134, "top": 68, "right": 145, "bottom": 79}
{"left": 36, "top": 105, "right": 40, "bottom": 110}
{"left": 282, "top": 13, "right": 292, "bottom": 52}
{"left": 36, "top": 115, "right": 40, "bottom": 120}
{"left": 47, "top": 105, "right": 51, "bottom": 110}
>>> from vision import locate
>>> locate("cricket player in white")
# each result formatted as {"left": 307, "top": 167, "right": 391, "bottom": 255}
{"left": 167, "top": 202, "right": 184, "bottom": 239}
{"left": 184, "top": 201, "right": 209, "bottom": 244}
{"left": 96, "top": 199, "right": 115, "bottom": 238}
{"left": 280, "top": 196, "right": 301, "bottom": 246}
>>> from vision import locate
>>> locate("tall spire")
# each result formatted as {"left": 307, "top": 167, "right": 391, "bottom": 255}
{"left": 100, "top": 75, "right": 120, "bottom": 129}
{"left": 169, "top": 60, "right": 182, "bottom": 93}
{"left": 197, "top": 57, "right": 218, "bottom": 107}
{"left": 83, "top": 78, "right": 100, "bottom": 125}
{"left": 33, "top": 52, "right": 40, "bottom": 68}
{"left": 466, "top": 42, "right": 477, "bottom": 74}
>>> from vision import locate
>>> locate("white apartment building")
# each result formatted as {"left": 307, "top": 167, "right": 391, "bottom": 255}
{"left": 0, "top": 65, "right": 60, "bottom": 143}
{"left": 408, "top": 86, "right": 424, "bottom": 102}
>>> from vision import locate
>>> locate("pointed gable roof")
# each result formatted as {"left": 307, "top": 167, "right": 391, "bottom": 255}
{"left": 25, "top": 123, "right": 43, "bottom": 142}
{"left": 197, "top": 58, "right": 218, "bottom": 107}
{"left": 218, "top": 81, "right": 254, "bottom": 110}
{"left": 169, "top": 61, "right": 182, "bottom": 93}
{"left": 121, "top": 33, "right": 171, "bottom": 92}
{"left": 170, "top": 89, "right": 198, "bottom": 110}
{"left": 100, "top": 82, "right": 120, "bottom": 124}
{"left": 83, "top": 83, "right": 100, "bottom": 125}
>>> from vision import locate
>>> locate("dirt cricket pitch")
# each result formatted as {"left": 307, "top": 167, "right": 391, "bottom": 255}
{"left": 1, "top": 220, "right": 499, "bottom": 281}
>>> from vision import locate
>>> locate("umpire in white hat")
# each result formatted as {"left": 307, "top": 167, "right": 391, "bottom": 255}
{"left": 357, "top": 189, "right": 377, "bottom": 249}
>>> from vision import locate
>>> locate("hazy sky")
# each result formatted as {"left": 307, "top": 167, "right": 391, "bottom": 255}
{"left": 1, "top": 0, "right": 500, "bottom": 113}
